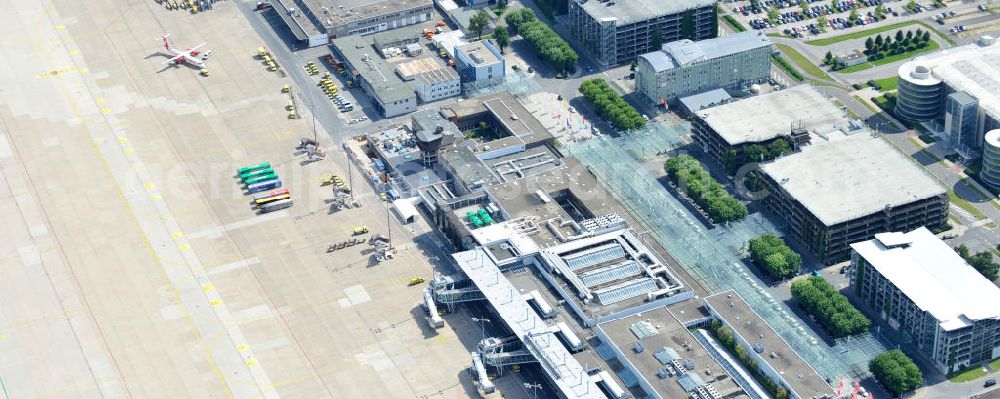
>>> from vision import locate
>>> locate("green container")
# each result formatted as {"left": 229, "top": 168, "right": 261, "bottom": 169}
{"left": 236, "top": 162, "right": 270, "bottom": 175}
{"left": 240, "top": 167, "right": 274, "bottom": 180}
{"left": 244, "top": 173, "right": 278, "bottom": 185}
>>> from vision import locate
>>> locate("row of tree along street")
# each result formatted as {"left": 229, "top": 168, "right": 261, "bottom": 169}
{"left": 505, "top": 8, "right": 578, "bottom": 74}
{"left": 578, "top": 78, "right": 646, "bottom": 131}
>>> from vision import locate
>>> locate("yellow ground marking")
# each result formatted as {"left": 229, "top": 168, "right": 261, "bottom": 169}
{"left": 123, "top": 148, "right": 134, "bottom": 154}
{"left": 202, "top": 284, "right": 215, "bottom": 292}
{"left": 144, "top": 183, "right": 155, "bottom": 190}
{"left": 68, "top": 49, "right": 78, "bottom": 55}
{"left": 171, "top": 231, "right": 184, "bottom": 239}
{"left": 101, "top": 108, "right": 112, "bottom": 114}
{"left": 54, "top": 24, "right": 64, "bottom": 30}
{"left": 117, "top": 137, "right": 127, "bottom": 143}
{"left": 96, "top": 98, "right": 106, "bottom": 104}
{"left": 274, "top": 130, "right": 294, "bottom": 138}
{"left": 245, "top": 359, "right": 257, "bottom": 366}
{"left": 211, "top": 300, "right": 223, "bottom": 307}
{"left": 150, "top": 195, "right": 162, "bottom": 201}
{"left": 179, "top": 244, "right": 191, "bottom": 251}
{"left": 237, "top": 344, "right": 249, "bottom": 351}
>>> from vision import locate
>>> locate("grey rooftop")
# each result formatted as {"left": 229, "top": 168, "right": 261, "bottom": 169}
{"left": 760, "top": 133, "right": 946, "bottom": 226}
{"left": 575, "top": 0, "right": 715, "bottom": 25}
{"left": 695, "top": 85, "right": 849, "bottom": 146}
{"left": 643, "top": 31, "right": 772, "bottom": 72}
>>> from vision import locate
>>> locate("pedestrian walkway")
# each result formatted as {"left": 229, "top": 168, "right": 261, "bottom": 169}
{"left": 568, "top": 126, "right": 892, "bottom": 381}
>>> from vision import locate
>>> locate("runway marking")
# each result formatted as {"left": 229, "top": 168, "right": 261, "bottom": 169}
{"left": 18, "top": 245, "right": 42, "bottom": 266}
{"left": 186, "top": 210, "right": 289, "bottom": 240}
{"left": 206, "top": 257, "right": 261, "bottom": 276}
{"left": 343, "top": 285, "right": 372, "bottom": 306}
{"left": 0, "top": 134, "right": 11, "bottom": 159}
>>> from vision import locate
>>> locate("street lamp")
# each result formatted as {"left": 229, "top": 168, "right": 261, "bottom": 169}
{"left": 471, "top": 317, "right": 491, "bottom": 340}
{"left": 523, "top": 382, "right": 542, "bottom": 399}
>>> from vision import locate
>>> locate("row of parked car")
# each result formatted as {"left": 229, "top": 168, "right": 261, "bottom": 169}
{"left": 733, "top": 0, "right": 882, "bottom": 16}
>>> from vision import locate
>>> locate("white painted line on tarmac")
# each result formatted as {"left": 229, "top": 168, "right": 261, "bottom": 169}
{"left": 18, "top": 245, "right": 41, "bottom": 266}
{"left": 186, "top": 210, "right": 290, "bottom": 240}
{"left": 0, "top": 134, "right": 11, "bottom": 159}
{"left": 207, "top": 256, "right": 261, "bottom": 276}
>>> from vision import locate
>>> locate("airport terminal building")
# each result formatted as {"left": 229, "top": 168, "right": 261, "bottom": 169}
{"left": 272, "top": 0, "right": 435, "bottom": 47}
{"left": 567, "top": 0, "right": 717, "bottom": 68}
{"left": 851, "top": 228, "right": 1000, "bottom": 374}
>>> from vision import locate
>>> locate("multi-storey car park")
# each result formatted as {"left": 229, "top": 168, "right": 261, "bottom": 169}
{"left": 635, "top": 31, "right": 773, "bottom": 106}
{"left": 850, "top": 227, "right": 1000, "bottom": 374}
{"left": 895, "top": 36, "right": 1000, "bottom": 162}
{"left": 271, "top": 0, "right": 434, "bottom": 47}
{"left": 758, "top": 133, "right": 948, "bottom": 265}
{"left": 691, "top": 85, "right": 852, "bottom": 171}
{"left": 567, "top": 0, "right": 718, "bottom": 68}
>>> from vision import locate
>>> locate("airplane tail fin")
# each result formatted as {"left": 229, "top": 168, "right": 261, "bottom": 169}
{"left": 161, "top": 33, "right": 171, "bottom": 51}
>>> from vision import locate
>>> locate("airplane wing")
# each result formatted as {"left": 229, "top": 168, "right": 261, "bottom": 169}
{"left": 187, "top": 43, "right": 207, "bottom": 53}
{"left": 162, "top": 55, "right": 184, "bottom": 65}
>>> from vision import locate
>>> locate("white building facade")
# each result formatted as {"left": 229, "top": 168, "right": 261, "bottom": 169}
{"left": 851, "top": 227, "right": 1000, "bottom": 373}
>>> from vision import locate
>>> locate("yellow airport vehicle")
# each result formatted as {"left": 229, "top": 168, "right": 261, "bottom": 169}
{"left": 281, "top": 84, "right": 290, "bottom": 93}
{"left": 408, "top": 277, "right": 425, "bottom": 286}
{"left": 352, "top": 226, "right": 369, "bottom": 235}
{"left": 288, "top": 110, "right": 297, "bottom": 119}
{"left": 257, "top": 47, "right": 267, "bottom": 58}
{"left": 286, "top": 100, "right": 294, "bottom": 111}
{"left": 380, "top": 192, "right": 388, "bottom": 201}
{"left": 200, "top": 69, "right": 209, "bottom": 76}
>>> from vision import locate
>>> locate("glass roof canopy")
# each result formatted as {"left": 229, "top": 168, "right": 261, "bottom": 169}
{"left": 566, "top": 121, "right": 890, "bottom": 380}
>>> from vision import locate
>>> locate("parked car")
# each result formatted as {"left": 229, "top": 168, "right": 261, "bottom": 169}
{"left": 985, "top": 379, "right": 997, "bottom": 388}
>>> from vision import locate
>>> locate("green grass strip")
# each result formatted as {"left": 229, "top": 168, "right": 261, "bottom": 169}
{"left": 837, "top": 40, "right": 940, "bottom": 73}
{"left": 806, "top": 20, "right": 953, "bottom": 46}
{"left": 775, "top": 44, "right": 832, "bottom": 81}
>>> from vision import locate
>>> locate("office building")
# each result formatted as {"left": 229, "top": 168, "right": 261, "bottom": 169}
{"left": 895, "top": 36, "right": 1000, "bottom": 158}
{"left": 981, "top": 130, "right": 1000, "bottom": 190}
{"left": 759, "top": 133, "right": 948, "bottom": 264}
{"left": 850, "top": 227, "right": 1000, "bottom": 374}
{"left": 636, "top": 31, "right": 773, "bottom": 105}
{"left": 454, "top": 40, "right": 506, "bottom": 93}
{"left": 946, "top": 91, "right": 980, "bottom": 157}
{"left": 568, "top": 0, "right": 717, "bottom": 68}
{"left": 333, "top": 35, "right": 417, "bottom": 117}
{"left": 271, "top": 0, "right": 434, "bottom": 47}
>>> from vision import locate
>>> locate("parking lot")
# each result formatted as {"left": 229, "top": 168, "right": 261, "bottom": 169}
{"left": 726, "top": 0, "right": 994, "bottom": 40}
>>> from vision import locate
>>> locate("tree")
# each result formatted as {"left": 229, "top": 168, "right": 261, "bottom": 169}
{"left": 824, "top": 51, "right": 834, "bottom": 65}
{"left": 895, "top": 29, "right": 904, "bottom": 43}
{"left": 791, "top": 277, "right": 871, "bottom": 337}
{"left": 870, "top": 350, "right": 923, "bottom": 394}
{"left": 865, "top": 37, "right": 875, "bottom": 53}
{"left": 874, "top": 4, "right": 885, "bottom": 18}
{"left": 493, "top": 26, "right": 510, "bottom": 53}
{"left": 630, "top": 59, "right": 638, "bottom": 72}
{"left": 816, "top": 15, "right": 828, "bottom": 32}
{"left": 849, "top": 8, "right": 859, "bottom": 22}
{"left": 921, "top": 30, "right": 931, "bottom": 42}
{"left": 768, "top": 5, "right": 780, "bottom": 22}
{"left": 955, "top": 244, "right": 1000, "bottom": 280}
{"left": 905, "top": 30, "right": 914, "bottom": 42}
{"left": 469, "top": 10, "right": 491, "bottom": 40}
{"left": 650, "top": 28, "right": 663, "bottom": 51}
{"left": 800, "top": 0, "right": 810, "bottom": 14}
{"left": 875, "top": 34, "right": 884, "bottom": 47}
{"left": 495, "top": 0, "right": 507, "bottom": 10}
{"left": 748, "top": 234, "right": 802, "bottom": 280}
